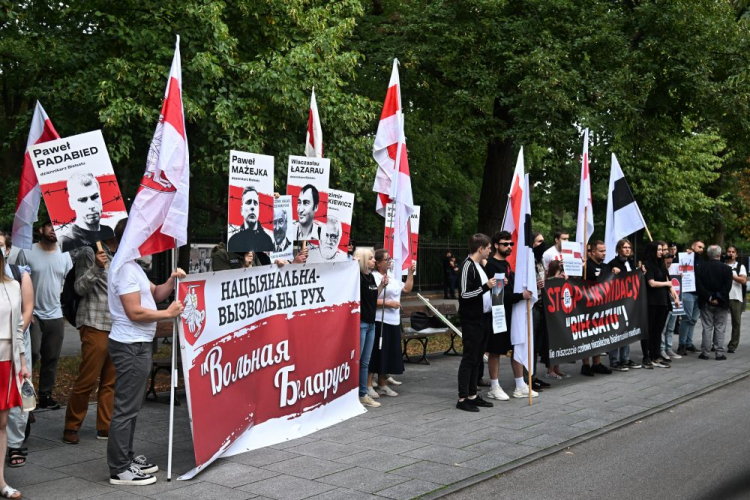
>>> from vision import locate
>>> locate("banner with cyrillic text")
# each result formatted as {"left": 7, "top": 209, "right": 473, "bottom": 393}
{"left": 543, "top": 271, "right": 648, "bottom": 363}
{"left": 176, "top": 262, "right": 364, "bottom": 479}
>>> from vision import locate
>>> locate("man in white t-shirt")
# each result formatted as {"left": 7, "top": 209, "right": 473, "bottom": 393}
{"left": 725, "top": 245, "right": 746, "bottom": 353}
{"left": 542, "top": 229, "right": 569, "bottom": 271}
{"left": 106, "top": 219, "right": 184, "bottom": 486}
{"left": 16, "top": 219, "right": 73, "bottom": 410}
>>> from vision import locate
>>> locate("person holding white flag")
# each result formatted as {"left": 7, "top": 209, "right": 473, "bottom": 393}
{"left": 576, "top": 128, "right": 594, "bottom": 257}
{"left": 604, "top": 154, "right": 647, "bottom": 263}
{"left": 304, "top": 87, "right": 323, "bottom": 158}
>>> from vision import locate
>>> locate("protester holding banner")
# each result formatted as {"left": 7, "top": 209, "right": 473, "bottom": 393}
{"left": 0, "top": 242, "right": 31, "bottom": 500}
{"left": 456, "top": 234, "right": 497, "bottom": 412}
{"left": 580, "top": 241, "right": 613, "bottom": 377}
{"left": 355, "top": 248, "right": 387, "bottom": 408}
{"left": 643, "top": 241, "right": 677, "bottom": 368}
{"left": 368, "top": 249, "right": 415, "bottom": 398}
{"left": 107, "top": 220, "right": 185, "bottom": 486}
{"left": 659, "top": 252, "right": 681, "bottom": 362}
{"left": 544, "top": 261, "right": 569, "bottom": 379}
{"left": 606, "top": 238, "right": 641, "bottom": 371}
{"left": 678, "top": 240, "right": 705, "bottom": 354}
{"left": 725, "top": 245, "right": 746, "bottom": 353}
{"left": 696, "top": 245, "right": 732, "bottom": 360}
{"left": 531, "top": 232, "right": 551, "bottom": 388}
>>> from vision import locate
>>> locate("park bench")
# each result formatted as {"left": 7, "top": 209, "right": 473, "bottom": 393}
{"left": 146, "top": 320, "right": 183, "bottom": 404}
{"left": 401, "top": 302, "right": 461, "bottom": 364}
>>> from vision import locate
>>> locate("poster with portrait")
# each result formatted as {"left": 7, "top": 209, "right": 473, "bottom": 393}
{"left": 227, "top": 151, "right": 275, "bottom": 253}
{"left": 307, "top": 189, "right": 354, "bottom": 263}
{"left": 270, "top": 196, "right": 295, "bottom": 262}
{"left": 383, "top": 205, "right": 420, "bottom": 275}
{"left": 286, "top": 155, "right": 330, "bottom": 241}
{"left": 27, "top": 130, "right": 127, "bottom": 253}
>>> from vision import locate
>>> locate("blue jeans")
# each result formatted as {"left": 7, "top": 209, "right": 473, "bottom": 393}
{"left": 661, "top": 311, "right": 677, "bottom": 352}
{"left": 679, "top": 293, "right": 700, "bottom": 347}
{"left": 608, "top": 344, "right": 630, "bottom": 366}
{"left": 359, "top": 323, "right": 376, "bottom": 397}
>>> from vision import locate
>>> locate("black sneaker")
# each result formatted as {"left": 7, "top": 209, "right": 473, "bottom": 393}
{"left": 624, "top": 360, "right": 641, "bottom": 369}
{"left": 676, "top": 346, "right": 687, "bottom": 356}
{"left": 716, "top": 354, "right": 727, "bottom": 361}
{"left": 131, "top": 455, "right": 159, "bottom": 474}
{"left": 580, "top": 364, "right": 595, "bottom": 377}
{"left": 477, "top": 378, "right": 491, "bottom": 387}
{"left": 642, "top": 357, "right": 654, "bottom": 369}
{"left": 728, "top": 347, "right": 736, "bottom": 354}
{"left": 456, "top": 399, "right": 480, "bottom": 412}
{"left": 592, "top": 363, "right": 612, "bottom": 374}
{"left": 686, "top": 344, "right": 697, "bottom": 352}
{"left": 468, "top": 395, "right": 494, "bottom": 408}
{"left": 698, "top": 353, "right": 710, "bottom": 360}
{"left": 531, "top": 380, "right": 545, "bottom": 392}
{"left": 110, "top": 464, "right": 156, "bottom": 486}
{"left": 38, "top": 396, "right": 61, "bottom": 410}
{"left": 534, "top": 378, "right": 551, "bottom": 388}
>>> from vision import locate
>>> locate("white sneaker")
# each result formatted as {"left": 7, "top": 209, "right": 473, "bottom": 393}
{"left": 486, "top": 387, "right": 510, "bottom": 401}
{"left": 110, "top": 465, "right": 157, "bottom": 486}
{"left": 512, "top": 386, "right": 538, "bottom": 398}
{"left": 386, "top": 376, "right": 402, "bottom": 386}
{"left": 666, "top": 349, "right": 681, "bottom": 359}
{"left": 660, "top": 351, "right": 671, "bottom": 361}
{"left": 366, "top": 387, "right": 380, "bottom": 399}
{"left": 359, "top": 395, "right": 381, "bottom": 408}
{"left": 378, "top": 386, "right": 399, "bottom": 397}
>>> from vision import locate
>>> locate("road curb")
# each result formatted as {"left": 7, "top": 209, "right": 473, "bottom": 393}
{"left": 420, "top": 370, "right": 750, "bottom": 499}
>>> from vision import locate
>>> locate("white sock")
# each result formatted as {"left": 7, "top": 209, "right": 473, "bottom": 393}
{"left": 490, "top": 379, "right": 500, "bottom": 390}
{"left": 515, "top": 377, "right": 526, "bottom": 389}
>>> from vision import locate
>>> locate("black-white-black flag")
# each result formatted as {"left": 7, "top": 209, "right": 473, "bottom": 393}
{"left": 604, "top": 154, "right": 647, "bottom": 262}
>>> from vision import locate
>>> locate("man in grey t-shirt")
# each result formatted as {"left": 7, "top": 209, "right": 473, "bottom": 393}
{"left": 16, "top": 220, "right": 73, "bottom": 409}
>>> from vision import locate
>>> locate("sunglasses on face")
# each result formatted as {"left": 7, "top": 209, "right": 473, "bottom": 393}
{"left": 498, "top": 242, "right": 514, "bottom": 247}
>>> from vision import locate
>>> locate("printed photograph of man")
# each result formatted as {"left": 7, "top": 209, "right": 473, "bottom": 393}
{"left": 59, "top": 172, "right": 115, "bottom": 252}
{"left": 273, "top": 207, "right": 292, "bottom": 254}
{"left": 296, "top": 184, "right": 322, "bottom": 241}
{"left": 308, "top": 217, "right": 347, "bottom": 262}
{"left": 227, "top": 186, "right": 273, "bottom": 253}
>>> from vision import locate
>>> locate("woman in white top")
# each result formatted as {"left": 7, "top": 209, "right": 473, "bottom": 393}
{"left": 367, "top": 249, "right": 415, "bottom": 398}
{"left": 0, "top": 246, "right": 30, "bottom": 499}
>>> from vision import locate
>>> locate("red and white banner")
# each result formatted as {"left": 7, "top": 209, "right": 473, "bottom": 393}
{"left": 501, "top": 148, "right": 525, "bottom": 271}
{"left": 176, "top": 262, "right": 364, "bottom": 479}
{"left": 227, "top": 151, "right": 275, "bottom": 253}
{"left": 576, "top": 128, "right": 594, "bottom": 248}
{"left": 308, "top": 189, "right": 354, "bottom": 263}
{"left": 304, "top": 88, "right": 323, "bottom": 158}
{"left": 12, "top": 101, "right": 60, "bottom": 250}
{"left": 384, "top": 205, "right": 419, "bottom": 275}
{"left": 27, "top": 130, "right": 127, "bottom": 253}
{"left": 286, "top": 155, "right": 330, "bottom": 241}
{"left": 112, "top": 36, "right": 189, "bottom": 272}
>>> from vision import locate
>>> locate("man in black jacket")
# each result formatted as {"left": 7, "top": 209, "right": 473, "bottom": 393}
{"left": 456, "top": 234, "right": 497, "bottom": 412}
{"left": 581, "top": 241, "right": 613, "bottom": 376}
{"left": 696, "top": 245, "right": 733, "bottom": 360}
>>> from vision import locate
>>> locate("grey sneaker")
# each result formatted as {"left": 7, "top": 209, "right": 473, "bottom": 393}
{"left": 131, "top": 455, "right": 158, "bottom": 474}
{"left": 110, "top": 465, "right": 156, "bottom": 486}
{"left": 666, "top": 349, "right": 681, "bottom": 359}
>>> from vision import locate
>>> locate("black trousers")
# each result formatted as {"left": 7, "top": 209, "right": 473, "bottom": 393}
{"left": 646, "top": 305, "right": 669, "bottom": 359}
{"left": 458, "top": 313, "right": 490, "bottom": 399}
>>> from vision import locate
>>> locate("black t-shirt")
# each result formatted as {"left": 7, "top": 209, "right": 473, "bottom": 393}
{"left": 360, "top": 272, "right": 379, "bottom": 323}
{"left": 484, "top": 257, "right": 523, "bottom": 309}
{"left": 644, "top": 261, "right": 670, "bottom": 306}
{"left": 585, "top": 258, "right": 611, "bottom": 282}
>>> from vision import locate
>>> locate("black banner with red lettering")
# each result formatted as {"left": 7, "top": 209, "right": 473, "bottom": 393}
{"left": 543, "top": 271, "right": 648, "bottom": 363}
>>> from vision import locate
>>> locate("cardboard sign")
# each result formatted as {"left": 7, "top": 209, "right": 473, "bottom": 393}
{"left": 27, "top": 130, "right": 127, "bottom": 253}
{"left": 269, "top": 195, "right": 295, "bottom": 262}
{"left": 307, "top": 189, "right": 354, "bottom": 263}
{"left": 678, "top": 252, "right": 696, "bottom": 293}
{"left": 286, "top": 155, "right": 330, "bottom": 241}
{"left": 227, "top": 151, "right": 275, "bottom": 253}
{"left": 561, "top": 241, "right": 583, "bottom": 277}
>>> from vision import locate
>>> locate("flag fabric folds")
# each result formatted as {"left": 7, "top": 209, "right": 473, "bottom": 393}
{"left": 112, "top": 36, "right": 189, "bottom": 272}
{"left": 511, "top": 174, "right": 537, "bottom": 372}
{"left": 12, "top": 102, "right": 60, "bottom": 249}
{"left": 304, "top": 88, "right": 323, "bottom": 158}
{"left": 604, "top": 153, "right": 646, "bottom": 262}
{"left": 372, "top": 59, "right": 415, "bottom": 274}
{"left": 576, "top": 128, "right": 594, "bottom": 254}
{"left": 501, "top": 148, "right": 525, "bottom": 271}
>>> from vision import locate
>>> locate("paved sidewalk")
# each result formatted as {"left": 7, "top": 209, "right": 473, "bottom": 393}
{"left": 9, "top": 321, "right": 750, "bottom": 500}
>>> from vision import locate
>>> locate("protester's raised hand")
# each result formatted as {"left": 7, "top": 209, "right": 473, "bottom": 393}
{"left": 382, "top": 274, "right": 390, "bottom": 287}
{"left": 95, "top": 249, "right": 108, "bottom": 268}
{"left": 171, "top": 268, "right": 187, "bottom": 280}
{"left": 409, "top": 262, "right": 417, "bottom": 274}
{"left": 293, "top": 249, "right": 307, "bottom": 264}
{"left": 166, "top": 300, "right": 184, "bottom": 318}
{"left": 487, "top": 277, "right": 497, "bottom": 289}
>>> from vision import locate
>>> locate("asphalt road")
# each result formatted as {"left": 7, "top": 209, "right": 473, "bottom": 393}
{"left": 447, "top": 375, "right": 750, "bottom": 500}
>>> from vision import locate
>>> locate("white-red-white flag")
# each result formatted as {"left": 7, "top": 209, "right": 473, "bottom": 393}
{"left": 304, "top": 87, "right": 323, "bottom": 158}
{"left": 372, "top": 59, "right": 415, "bottom": 274}
{"left": 112, "top": 36, "right": 189, "bottom": 272}
{"left": 576, "top": 128, "right": 594, "bottom": 252}
{"left": 511, "top": 174, "right": 537, "bottom": 372}
{"left": 11, "top": 102, "right": 60, "bottom": 249}
{"left": 501, "top": 147, "right": 525, "bottom": 271}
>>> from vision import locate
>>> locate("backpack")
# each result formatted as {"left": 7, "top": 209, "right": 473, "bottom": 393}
{"left": 8, "top": 264, "right": 22, "bottom": 284}
{"left": 60, "top": 267, "right": 81, "bottom": 327}
{"left": 410, "top": 311, "right": 445, "bottom": 331}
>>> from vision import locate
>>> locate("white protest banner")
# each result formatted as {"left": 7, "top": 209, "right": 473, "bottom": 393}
{"left": 491, "top": 273, "right": 506, "bottom": 333}
{"left": 384, "top": 204, "right": 419, "bottom": 275}
{"left": 270, "top": 195, "right": 295, "bottom": 262}
{"left": 27, "top": 130, "right": 127, "bottom": 253}
{"left": 678, "top": 252, "right": 696, "bottom": 293}
{"left": 561, "top": 241, "right": 583, "bottom": 277}
{"left": 176, "top": 262, "right": 364, "bottom": 479}
{"left": 670, "top": 275, "right": 685, "bottom": 316}
{"left": 286, "top": 155, "right": 330, "bottom": 241}
{"left": 227, "top": 151, "right": 275, "bottom": 253}
{"left": 308, "top": 189, "right": 354, "bottom": 263}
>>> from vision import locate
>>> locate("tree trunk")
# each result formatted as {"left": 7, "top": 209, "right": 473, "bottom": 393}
{"left": 477, "top": 97, "right": 516, "bottom": 236}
